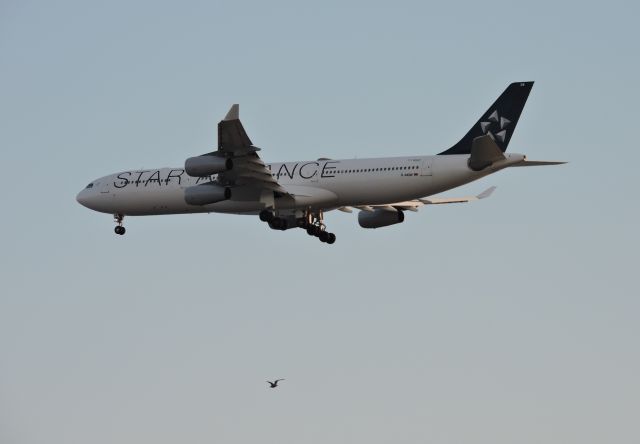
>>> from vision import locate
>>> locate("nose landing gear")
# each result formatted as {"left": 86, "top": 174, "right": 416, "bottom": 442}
{"left": 113, "top": 214, "right": 126, "bottom": 235}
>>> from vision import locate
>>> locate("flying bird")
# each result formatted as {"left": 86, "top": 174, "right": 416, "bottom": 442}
{"left": 267, "top": 379, "right": 285, "bottom": 388}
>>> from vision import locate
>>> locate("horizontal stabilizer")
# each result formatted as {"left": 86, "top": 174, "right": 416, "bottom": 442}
{"left": 510, "top": 160, "right": 567, "bottom": 167}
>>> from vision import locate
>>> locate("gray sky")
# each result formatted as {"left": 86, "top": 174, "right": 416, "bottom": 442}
{"left": 1, "top": 1, "right": 639, "bottom": 443}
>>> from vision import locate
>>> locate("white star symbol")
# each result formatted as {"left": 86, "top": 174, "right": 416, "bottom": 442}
{"left": 479, "top": 111, "right": 511, "bottom": 143}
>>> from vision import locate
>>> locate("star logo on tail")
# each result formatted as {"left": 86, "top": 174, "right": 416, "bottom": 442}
{"left": 479, "top": 110, "right": 511, "bottom": 143}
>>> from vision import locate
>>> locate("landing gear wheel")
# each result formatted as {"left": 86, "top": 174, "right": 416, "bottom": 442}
{"left": 327, "top": 233, "right": 336, "bottom": 244}
{"left": 259, "top": 210, "right": 274, "bottom": 222}
{"left": 319, "top": 231, "right": 329, "bottom": 243}
{"left": 269, "top": 217, "right": 289, "bottom": 230}
{"left": 113, "top": 213, "right": 125, "bottom": 235}
{"left": 307, "top": 226, "right": 316, "bottom": 236}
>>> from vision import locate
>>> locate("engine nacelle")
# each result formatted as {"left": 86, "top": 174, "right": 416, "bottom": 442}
{"left": 185, "top": 155, "right": 233, "bottom": 177}
{"left": 184, "top": 182, "right": 231, "bottom": 206}
{"left": 358, "top": 209, "right": 405, "bottom": 229}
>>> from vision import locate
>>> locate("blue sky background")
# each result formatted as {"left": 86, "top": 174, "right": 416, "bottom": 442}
{"left": 1, "top": 1, "right": 639, "bottom": 443}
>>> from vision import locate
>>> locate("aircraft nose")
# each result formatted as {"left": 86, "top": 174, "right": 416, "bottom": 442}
{"left": 76, "top": 189, "right": 90, "bottom": 208}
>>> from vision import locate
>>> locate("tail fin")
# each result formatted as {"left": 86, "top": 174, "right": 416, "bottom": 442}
{"left": 438, "top": 82, "right": 534, "bottom": 155}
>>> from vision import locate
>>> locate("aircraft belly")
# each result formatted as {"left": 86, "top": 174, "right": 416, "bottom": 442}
{"left": 277, "top": 185, "right": 338, "bottom": 210}
{"left": 110, "top": 186, "right": 264, "bottom": 215}
{"left": 429, "top": 156, "right": 488, "bottom": 195}
{"left": 112, "top": 187, "right": 189, "bottom": 215}
{"left": 203, "top": 200, "right": 264, "bottom": 214}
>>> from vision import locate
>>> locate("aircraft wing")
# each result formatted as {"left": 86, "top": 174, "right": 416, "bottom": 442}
{"left": 215, "top": 105, "right": 288, "bottom": 194}
{"left": 341, "top": 187, "right": 496, "bottom": 213}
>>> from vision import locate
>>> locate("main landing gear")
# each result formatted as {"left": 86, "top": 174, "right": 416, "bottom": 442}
{"left": 303, "top": 217, "right": 336, "bottom": 244}
{"left": 113, "top": 213, "right": 126, "bottom": 235}
{"left": 259, "top": 209, "right": 336, "bottom": 245}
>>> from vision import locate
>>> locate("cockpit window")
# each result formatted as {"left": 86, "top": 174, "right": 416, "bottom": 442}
{"left": 86, "top": 183, "right": 94, "bottom": 189}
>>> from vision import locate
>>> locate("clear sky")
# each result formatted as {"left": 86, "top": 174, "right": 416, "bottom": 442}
{"left": 1, "top": 1, "right": 639, "bottom": 443}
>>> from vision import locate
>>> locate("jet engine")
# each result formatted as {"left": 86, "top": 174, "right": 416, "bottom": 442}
{"left": 358, "top": 209, "right": 405, "bottom": 229}
{"left": 185, "top": 154, "right": 233, "bottom": 177}
{"left": 184, "top": 182, "right": 231, "bottom": 205}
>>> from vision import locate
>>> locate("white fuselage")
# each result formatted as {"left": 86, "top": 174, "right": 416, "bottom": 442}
{"left": 76, "top": 152, "right": 525, "bottom": 216}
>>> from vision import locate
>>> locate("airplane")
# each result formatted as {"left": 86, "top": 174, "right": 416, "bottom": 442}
{"left": 76, "top": 81, "right": 565, "bottom": 244}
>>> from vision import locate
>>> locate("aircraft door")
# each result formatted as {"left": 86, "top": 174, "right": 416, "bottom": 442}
{"left": 100, "top": 180, "right": 111, "bottom": 194}
{"left": 420, "top": 158, "right": 433, "bottom": 176}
